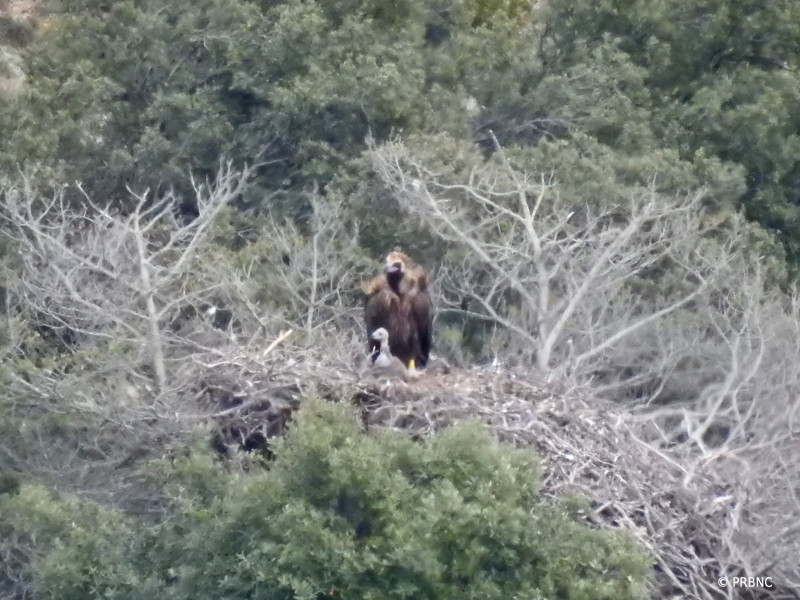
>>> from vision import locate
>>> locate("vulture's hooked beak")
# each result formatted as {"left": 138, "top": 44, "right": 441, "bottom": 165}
{"left": 385, "top": 260, "right": 403, "bottom": 275}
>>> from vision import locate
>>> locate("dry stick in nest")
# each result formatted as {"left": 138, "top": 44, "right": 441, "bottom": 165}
{"left": 262, "top": 329, "right": 293, "bottom": 359}
{"left": 196, "top": 329, "right": 295, "bottom": 370}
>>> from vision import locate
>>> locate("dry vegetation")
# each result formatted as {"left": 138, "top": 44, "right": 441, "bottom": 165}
{"left": 193, "top": 348, "right": 800, "bottom": 600}
{"left": 2, "top": 156, "right": 800, "bottom": 599}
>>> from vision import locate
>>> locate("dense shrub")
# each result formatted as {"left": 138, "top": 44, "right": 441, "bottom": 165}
{"left": 0, "top": 483, "right": 135, "bottom": 600}
{"left": 3, "top": 400, "right": 649, "bottom": 599}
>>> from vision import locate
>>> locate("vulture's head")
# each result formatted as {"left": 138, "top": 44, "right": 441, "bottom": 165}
{"left": 384, "top": 250, "right": 413, "bottom": 288}
{"left": 384, "top": 251, "right": 407, "bottom": 275}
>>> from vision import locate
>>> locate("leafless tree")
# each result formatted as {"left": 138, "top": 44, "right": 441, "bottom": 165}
{"left": 1, "top": 166, "right": 373, "bottom": 508}
{"left": 370, "top": 136, "right": 746, "bottom": 394}
{"left": 634, "top": 258, "right": 800, "bottom": 593}
{"left": 259, "top": 192, "right": 366, "bottom": 340}
{"left": 370, "top": 135, "right": 800, "bottom": 596}
{"left": 4, "top": 136, "right": 799, "bottom": 597}
{"left": 1, "top": 161, "right": 256, "bottom": 395}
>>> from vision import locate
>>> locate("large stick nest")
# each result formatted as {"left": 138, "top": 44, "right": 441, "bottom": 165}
{"left": 187, "top": 340, "right": 797, "bottom": 600}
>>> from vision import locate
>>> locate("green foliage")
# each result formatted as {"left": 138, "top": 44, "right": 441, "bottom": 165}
{"left": 543, "top": 0, "right": 800, "bottom": 264}
{"left": 172, "top": 401, "right": 649, "bottom": 599}
{"left": 4, "top": 1, "right": 800, "bottom": 593}
{"left": 2, "top": 0, "right": 798, "bottom": 265}
{"left": 2, "top": 400, "right": 650, "bottom": 599}
{"left": 6, "top": 0, "right": 795, "bottom": 268}
{"left": 328, "top": 148, "right": 454, "bottom": 261}
{"left": 1, "top": 0, "right": 505, "bottom": 207}
{"left": 0, "top": 483, "right": 136, "bottom": 600}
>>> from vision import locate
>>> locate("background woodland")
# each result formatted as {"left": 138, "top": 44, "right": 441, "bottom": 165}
{"left": 2, "top": 0, "right": 800, "bottom": 598}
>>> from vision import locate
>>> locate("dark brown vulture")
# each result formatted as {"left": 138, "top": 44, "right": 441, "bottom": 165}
{"left": 364, "top": 250, "right": 433, "bottom": 369}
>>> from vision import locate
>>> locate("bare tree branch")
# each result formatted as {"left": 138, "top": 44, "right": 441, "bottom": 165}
{"left": 369, "top": 137, "right": 734, "bottom": 391}
{"left": 1, "top": 161, "right": 255, "bottom": 394}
